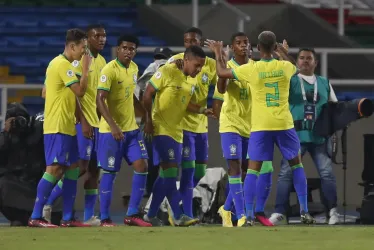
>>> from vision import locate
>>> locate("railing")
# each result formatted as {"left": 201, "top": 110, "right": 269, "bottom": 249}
{"left": 0, "top": 84, "right": 43, "bottom": 128}
{"left": 134, "top": 47, "right": 374, "bottom": 83}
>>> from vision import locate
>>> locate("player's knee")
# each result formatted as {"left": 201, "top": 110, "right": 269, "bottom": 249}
{"left": 45, "top": 164, "right": 65, "bottom": 179}
{"left": 227, "top": 159, "right": 241, "bottom": 176}
{"left": 287, "top": 155, "right": 301, "bottom": 167}
{"left": 133, "top": 159, "right": 148, "bottom": 173}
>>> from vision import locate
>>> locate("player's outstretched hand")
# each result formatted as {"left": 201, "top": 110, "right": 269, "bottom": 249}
{"left": 203, "top": 108, "right": 216, "bottom": 119}
{"left": 143, "top": 120, "right": 154, "bottom": 142}
{"left": 111, "top": 124, "right": 124, "bottom": 141}
{"left": 81, "top": 118, "right": 93, "bottom": 139}
{"left": 204, "top": 39, "right": 223, "bottom": 53}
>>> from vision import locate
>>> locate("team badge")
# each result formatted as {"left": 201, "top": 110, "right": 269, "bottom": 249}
{"left": 155, "top": 71, "right": 162, "bottom": 79}
{"left": 183, "top": 147, "right": 190, "bottom": 157}
{"left": 86, "top": 145, "right": 92, "bottom": 156}
{"left": 72, "top": 60, "right": 79, "bottom": 67}
{"left": 108, "top": 156, "right": 115, "bottom": 168}
{"left": 229, "top": 144, "right": 237, "bottom": 155}
{"left": 66, "top": 70, "right": 74, "bottom": 77}
{"left": 100, "top": 75, "right": 107, "bottom": 83}
{"left": 133, "top": 74, "right": 137, "bottom": 83}
{"left": 202, "top": 73, "right": 209, "bottom": 84}
{"left": 168, "top": 149, "right": 175, "bottom": 159}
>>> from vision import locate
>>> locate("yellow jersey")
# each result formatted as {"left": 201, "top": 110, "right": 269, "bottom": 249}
{"left": 149, "top": 63, "right": 197, "bottom": 143}
{"left": 215, "top": 59, "right": 254, "bottom": 137}
{"left": 97, "top": 59, "right": 138, "bottom": 133}
{"left": 74, "top": 53, "right": 106, "bottom": 127}
{"left": 43, "top": 54, "right": 79, "bottom": 136}
{"left": 232, "top": 59, "right": 296, "bottom": 131}
{"left": 168, "top": 53, "right": 217, "bottom": 133}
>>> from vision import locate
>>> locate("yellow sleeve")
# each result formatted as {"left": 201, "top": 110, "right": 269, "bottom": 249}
{"left": 58, "top": 60, "right": 79, "bottom": 87}
{"left": 149, "top": 67, "right": 168, "bottom": 91}
{"left": 212, "top": 84, "right": 224, "bottom": 101}
{"left": 283, "top": 61, "right": 297, "bottom": 78}
{"left": 209, "top": 58, "right": 218, "bottom": 86}
{"left": 232, "top": 63, "right": 254, "bottom": 83}
{"left": 72, "top": 59, "right": 82, "bottom": 76}
{"left": 97, "top": 65, "right": 115, "bottom": 92}
{"left": 166, "top": 53, "right": 183, "bottom": 64}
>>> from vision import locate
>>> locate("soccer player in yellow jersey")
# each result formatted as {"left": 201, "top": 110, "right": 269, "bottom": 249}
{"left": 143, "top": 46, "right": 213, "bottom": 226}
{"left": 207, "top": 31, "right": 314, "bottom": 225}
{"left": 42, "top": 24, "right": 107, "bottom": 226}
{"left": 212, "top": 32, "right": 274, "bottom": 227}
{"left": 166, "top": 27, "right": 217, "bottom": 219}
{"left": 96, "top": 35, "right": 151, "bottom": 227}
{"left": 29, "top": 29, "right": 92, "bottom": 228}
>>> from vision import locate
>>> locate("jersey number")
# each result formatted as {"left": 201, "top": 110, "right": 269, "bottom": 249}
{"left": 138, "top": 140, "right": 146, "bottom": 151}
{"left": 239, "top": 88, "right": 249, "bottom": 100}
{"left": 265, "top": 82, "right": 279, "bottom": 107}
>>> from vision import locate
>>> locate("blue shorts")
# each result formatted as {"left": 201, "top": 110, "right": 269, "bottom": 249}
{"left": 97, "top": 129, "right": 148, "bottom": 172}
{"left": 248, "top": 128, "right": 300, "bottom": 161}
{"left": 76, "top": 124, "right": 99, "bottom": 161}
{"left": 44, "top": 133, "right": 79, "bottom": 166}
{"left": 153, "top": 135, "right": 182, "bottom": 166}
{"left": 182, "top": 130, "right": 209, "bottom": 161}
{"left": 220, "top": 132, "right": 249, "bottom": 160}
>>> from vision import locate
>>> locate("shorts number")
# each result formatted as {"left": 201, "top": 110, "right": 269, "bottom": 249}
{"left": 239, "top": 88, "right": 249, "bottom": 100}
{"left": 138, "top": 140, "right": 146, "bottom": 151}
{"left": 181, "top": 96, "right": 186, "bottom": 104}
{"left": 125, "top": 86, "right": 130, "bottom": 98}
{"left": 265, "top": 82, "right": 279, "bottom": 107}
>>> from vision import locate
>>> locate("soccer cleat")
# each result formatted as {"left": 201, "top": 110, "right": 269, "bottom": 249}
{"left": 100, "top": 218, "right": 116, "bottom": 227}
{"left": 143, "top": 214, "right": 164, "bottom": 227}
{"left": 300, "top": 211, "right": 316, "bottom": 224}
{"left": 84, "top": 216, "right": 101, "bottom": 227}
{"left": 42, "top": 205, "right": 52, "bottom": 223}
{"left": 175, "top": 215, "right": 199, "bottom": 227}
{"left": 60, "top": 218, "right": 92, "bottom": 227}
{"left": 28, "top": 218, "right": 58, "bottom": 228}
{"left": 328, "top": 208, "right": 340, "bottom": 225}
{"left": 237, "top": 216, "right": 253, "bottom": 227}
{"left": 255, "top": 212, "right": 274, "bottom": 226}
{"left": 124, "top": 214, "right": 152, "bottom": 227}
{"left": 218, "top": 206, "right": 233, "bottom": 227}
{"left": 269, "top": 213, "right": 287, "bottom": 226}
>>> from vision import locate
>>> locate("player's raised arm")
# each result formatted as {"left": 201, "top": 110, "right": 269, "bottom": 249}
{"left": 204, "top": 40, "right": 233, "bottom": 79}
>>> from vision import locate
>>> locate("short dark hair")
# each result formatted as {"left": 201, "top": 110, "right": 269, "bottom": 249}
{"left": 184, "top": 27, "right": 203, "bottom": 38}
{"left": 231, "top": 32, "right": 247, "bottom": 43}
{"left": 117, "top": 35, "right": 139, "bottom": 47}
{"left": 65, "top": 28, "right": 87, "bottom": 44}
{"left": 258, "top": 31, "right": 276, "bottom": 53}
{"left": 86, "top": 24, "right": 105, "bottom": 33}
{"left": 297, "top": 48, "right": 317, "bottom": 59}
{"left": 184, "top": 45, "right": 206, "bottom": 59}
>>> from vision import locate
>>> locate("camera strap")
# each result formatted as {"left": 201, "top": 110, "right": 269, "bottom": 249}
{"left": 298, "top": 75, "right": 318, "bottom": 104}
{"left": 298, "top": 76, "right": 318, "bottom": 123}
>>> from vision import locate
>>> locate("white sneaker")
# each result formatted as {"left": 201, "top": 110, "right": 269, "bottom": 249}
{"left": 269, "top": 213, "right": 287, "bottom": 226}
{"left": 84, "top": 216, "right": 101, "bottom": 226}
{"left": 328, "top": 208, "right": 339, "bottom": 225}
{"left": 42, "top": 205, "right": 52, "bottom": 223}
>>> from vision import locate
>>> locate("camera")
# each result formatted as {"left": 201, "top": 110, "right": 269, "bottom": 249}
{"left": 5, "top": 103, "right": 31, "bottom": 133}
{"left": 12, "top": 116, "right": 29, "bottom": 131}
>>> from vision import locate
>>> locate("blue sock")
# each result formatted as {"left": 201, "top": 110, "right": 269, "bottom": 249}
{"left": 127, "top": 171, "right": 148, "bottom": 216}
{"left": 31, "top": 172, "right": 57, "bottom": 219}
{"left": 292, "top": 163, "right": 308, "bottom": 213}
{"left": 255, "top": 172, "right": 272, "bottom": 213}
{"left": 84, "top": 189, "right": 98, "bottom": 221}
{"left": 229, "top": 175, "right": 245, "bottom": 219}
{"left": 99, "top": 172, "right": 116, "bottom": 220}
{"left": 45, "top": 179, "right": 63, "bottom": 206}
{"left": 244, "top": 169, "right": 258, "bottom": 219}
{"left": 164, "top": 168, "right": 183, "bottom": 220}
{"left": 147, "top": 174, "right": 165, "bottom": 218}
{"left": 224, "top": 181, "right": 233, "bottom": 211}
{"left": 180, "top": 161, "right": 195, "bottom": 217}
{"left": 62, "top": 168, "right": 79, "bottom": 221}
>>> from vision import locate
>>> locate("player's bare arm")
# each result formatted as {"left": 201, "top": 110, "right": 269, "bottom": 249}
{"left": 96, "top": 90, "right": 124, "bottom": 141}
{"left": 217, "top": 77, "right": 229, "bottom": 94}
{"left": 187, "top": 102, "right": 215, "bottom": 118}
{"left": 75, "top": 97, "right": 93, "bottom": 139}
{"left": 212, "top": 99, "right": 223, "bottom": 119}
{"left": 133, "top": 94, "right": 146, "bottom": 118}
{"left": 69, "top": 53, "right": 92, "bottom": 97}
{"left": 41, "top": 87, "right": 46, "bottom": 99}
{"left": 143, "top": 83, "right": 156, "bottom": 138}
{"left": 204, "top": 40, "right": 233, "bottom": 79}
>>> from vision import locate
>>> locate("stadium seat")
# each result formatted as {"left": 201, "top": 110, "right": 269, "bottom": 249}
{"left": 6, "top": 37, "right": 40, "bottom": 47}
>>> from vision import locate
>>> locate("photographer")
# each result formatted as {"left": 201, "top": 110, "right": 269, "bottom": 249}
{"left": 0, "top": 103, "right": 60, "bottom": 226}
{"left": 269, "top": 48, "right": 339, "bottom": 225}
